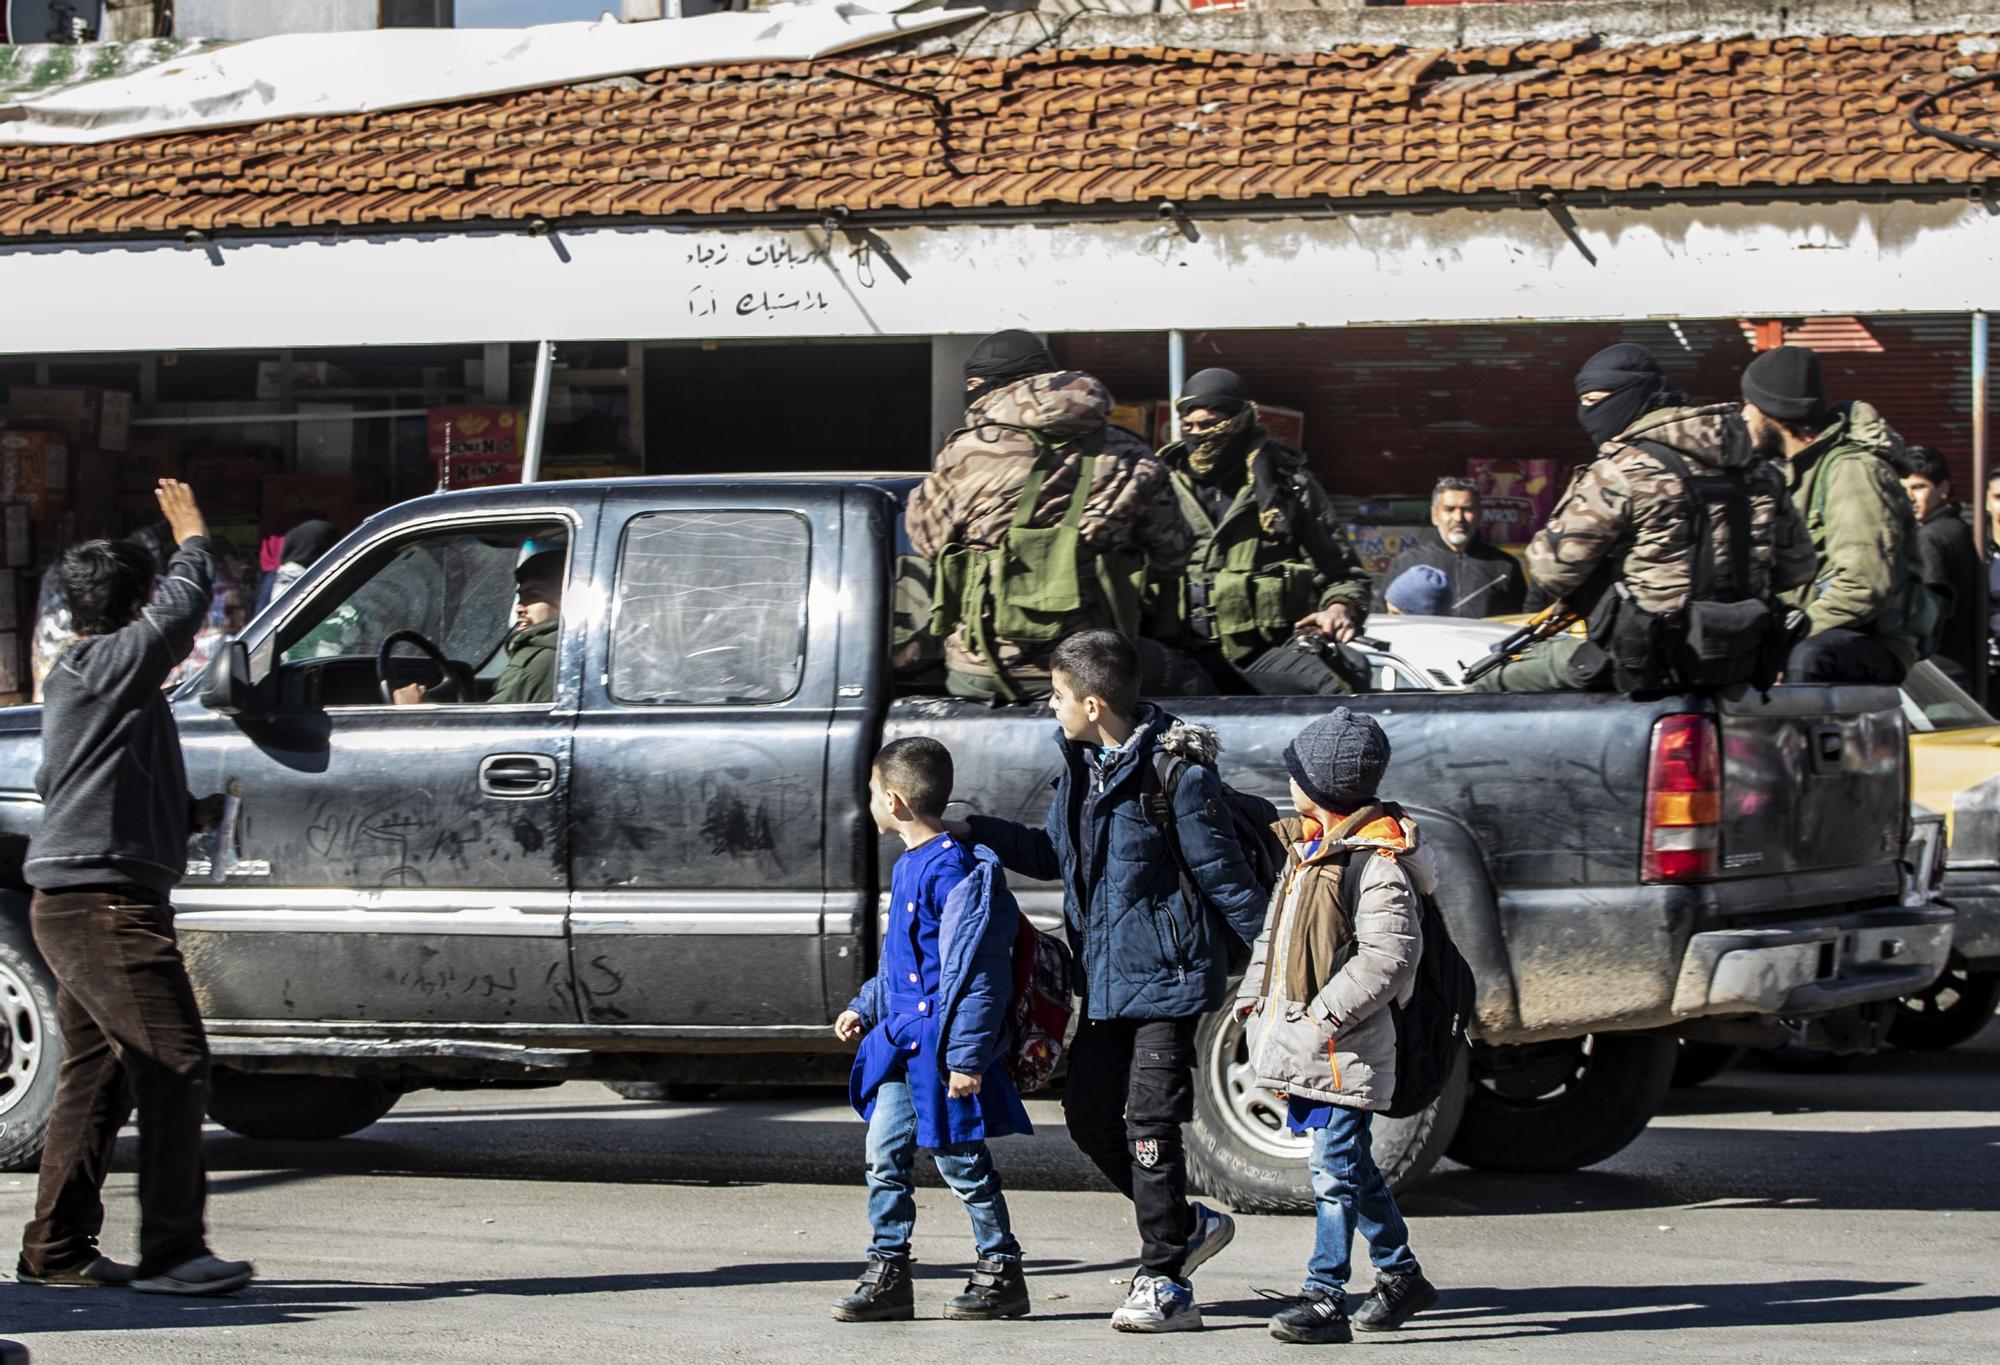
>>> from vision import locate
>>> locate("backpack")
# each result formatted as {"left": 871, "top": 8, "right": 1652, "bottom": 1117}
{"left": 1142, "top": 751, "right": 1287, "bottom": 973}
{"left": 1000, "top": 916, "right": 1075, "bottom": 1093}
{"left": 1806, "top": 445, "right": 1947, "bottom": 661}
{"left": 1334, "top": 824, "right": 1476, "bottom": 1119}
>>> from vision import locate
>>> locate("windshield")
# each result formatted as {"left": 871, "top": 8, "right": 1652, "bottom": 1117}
{"left": 1900, "top": 660, "right": 1997, "bottom": 733}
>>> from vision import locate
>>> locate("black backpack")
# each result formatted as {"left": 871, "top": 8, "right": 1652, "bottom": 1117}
{"left": 1334, "top": 815, "right": 1477, "bottom": 1119}
{"left": 1141, "top": 752, "right": 1286, "bottom": 973}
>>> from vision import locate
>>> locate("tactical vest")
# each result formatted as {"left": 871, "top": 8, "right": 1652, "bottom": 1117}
{"left": 1157, "top": 456, "right": 1322, "bottom": 664}
{"left": 928, "top": 443, "right": 1144, "bottom": 698}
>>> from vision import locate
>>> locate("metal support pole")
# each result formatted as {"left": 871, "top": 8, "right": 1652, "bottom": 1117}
{"left": 1976, "top": 310, "right": 1990, "bottom": 557}
{"left": 522, "top": 339, "right": 555, "bottom": 484}
{"left": 1167, "top": 328, "right": 1187, "bottom": 443}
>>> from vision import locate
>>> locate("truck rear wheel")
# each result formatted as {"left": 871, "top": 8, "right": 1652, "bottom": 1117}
{"left": 206, "top": 1070, "right": 399, "bottom": 1141}
{"left": 1186, "top": 1009, "right": 1467, "bottom": 1213}
{"left": 1888, "top": 960, "right": 2000, "bottom": 1051}
{"left": 1447, "top": 1034, "right": 1676, "bottom": 1173}
{"left": 0, "top": 913, "right": 59, "bottom": 1171}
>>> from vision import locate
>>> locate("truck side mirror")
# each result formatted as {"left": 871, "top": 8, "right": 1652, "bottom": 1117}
{"left": 201, "top": 640, "right": 261, "bottom": 717}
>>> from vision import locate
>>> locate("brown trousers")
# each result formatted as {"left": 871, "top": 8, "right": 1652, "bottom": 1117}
{"left": 18, "top": 887, "right": 212, "bottom": 1278}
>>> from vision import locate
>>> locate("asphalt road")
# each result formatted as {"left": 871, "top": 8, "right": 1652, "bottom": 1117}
{"left": 3, "top": 1020, "right": 1997, "bottom": 1364}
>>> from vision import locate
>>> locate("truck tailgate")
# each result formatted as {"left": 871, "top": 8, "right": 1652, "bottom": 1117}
{"left": 1717, "top": 683, "right": 1908, "bottom": 881}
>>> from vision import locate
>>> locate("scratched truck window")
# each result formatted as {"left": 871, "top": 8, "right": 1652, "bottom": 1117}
{"left": 282, "top": 533, "right": 553, "bottom": 667}
{"left": 611, "top": 512, "right": 808, "bottom": 705}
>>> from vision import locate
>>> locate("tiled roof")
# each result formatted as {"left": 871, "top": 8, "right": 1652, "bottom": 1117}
{"left": 1, "top": 29, "right": 1997, "bottom": 239}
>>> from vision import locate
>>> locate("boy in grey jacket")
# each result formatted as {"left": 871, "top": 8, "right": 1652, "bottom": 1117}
{"left": 17, "top": 480, "right": 253, "bottom": 1297}
{"left": 1237, "top": 708, "right": 1439, "bottom": 1344}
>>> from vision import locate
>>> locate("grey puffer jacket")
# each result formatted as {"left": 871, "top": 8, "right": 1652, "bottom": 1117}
{"left": 1236, "top": 810, "right": 1435, "bottom": 1113}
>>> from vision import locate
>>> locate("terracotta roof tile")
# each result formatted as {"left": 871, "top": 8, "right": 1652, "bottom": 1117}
{"left": 1, "top": 30, "right": 1997, "bottom": 239}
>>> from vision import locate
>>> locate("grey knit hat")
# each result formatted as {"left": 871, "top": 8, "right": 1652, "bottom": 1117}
{"left": 1284, "top": 707, "right": 1391, "bottom": 810}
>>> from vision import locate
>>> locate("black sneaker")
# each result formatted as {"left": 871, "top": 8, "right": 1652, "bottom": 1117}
{"left": 1270, "top": 1287, "right": 1352, "bottom": 1345}
{"left": 1351, "top": 1269, "right": 1438, "bottom": 1332}
{"left": 943, "top": 1257, "right": 1030, "bottom": 1321}
{"left": 832, "top": 1257, "right": 915, "bottom": 1323}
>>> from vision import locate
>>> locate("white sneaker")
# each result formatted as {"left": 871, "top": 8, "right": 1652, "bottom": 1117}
{"left": 1183, "top": 1202, "right": 1236, "bottom": 1277}
{"left": 1110, "top": 1273, "right": 1202, "bottom": 1332}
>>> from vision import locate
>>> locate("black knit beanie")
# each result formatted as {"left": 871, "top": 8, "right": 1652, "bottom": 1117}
{"left": 1741, "top": 346, "right": 1825, "bottom": 424}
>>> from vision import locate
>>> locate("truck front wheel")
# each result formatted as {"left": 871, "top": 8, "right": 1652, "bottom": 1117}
{"left": 0, "top": 913, "right": 59, "bottom": 1171}
{"left": 1446, "top": 1034, "right": 1676, "bottom": 1173}
{"left": 206, "top": 1070, "right": 400, "bottom": 1142}
{"left": 1186, "top": 1008, "right": 1468, "bottom": 1212}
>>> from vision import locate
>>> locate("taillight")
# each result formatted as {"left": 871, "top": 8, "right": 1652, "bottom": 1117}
{"left": 1643, "top": 714, "right": 1721, "bottom": 883}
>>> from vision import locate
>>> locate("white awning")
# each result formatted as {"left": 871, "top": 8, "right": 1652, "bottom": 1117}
{"left": 0, "top": 0, "right": 983, "bottom": 146}
{"left": 1, "top": 199, "right": 1995, "bottom": 355}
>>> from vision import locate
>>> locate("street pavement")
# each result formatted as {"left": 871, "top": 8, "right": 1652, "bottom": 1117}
{"left": 3, "top": 1019, "right": 1996, "bottom": 1364}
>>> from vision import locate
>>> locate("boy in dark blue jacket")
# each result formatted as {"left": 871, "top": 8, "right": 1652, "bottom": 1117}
{"left": 833, "top": 737, "right": 1032, "bottom": 1323}
{"left": 959, "top": 630, "right": 1268, "bottom": 1333}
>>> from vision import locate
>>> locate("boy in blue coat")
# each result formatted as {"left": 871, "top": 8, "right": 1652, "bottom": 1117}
{"left": 833, "top": 737, "right": 1033, "bottom": 1323}
{"left": 957, "top": 630, "right": 1269, "bottom": 1333}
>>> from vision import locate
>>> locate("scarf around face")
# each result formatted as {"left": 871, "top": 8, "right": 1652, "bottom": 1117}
{"left": 1183, "top": 406, "right": 1293, "bottom": 537}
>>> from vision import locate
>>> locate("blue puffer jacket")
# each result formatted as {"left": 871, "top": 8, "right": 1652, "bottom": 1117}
{"left": 848, "top": 844, "right": 1021, "bottom": 1082}
{"left": 968, "top": 706, "right": 1268, "bottom": 1021}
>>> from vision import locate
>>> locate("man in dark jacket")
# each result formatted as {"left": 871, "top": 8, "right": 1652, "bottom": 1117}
{"left": 1899, "top": 445, "right": 1987, "bottom": 697}
{"left": 1375, "top": 478, "right": 1526, "bottom": 618}
{"left": 956, "top": 630, "right": 1267, "bottom": 1333}
{"left": 1152, "top": 368, "right": 1374, "bottom": 694}
{"left": 18, "top": 480, "right": 254, "bottom": 1297}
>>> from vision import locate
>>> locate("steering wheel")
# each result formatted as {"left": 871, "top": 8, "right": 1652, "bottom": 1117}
{"left": 376, "top": 630, "right": 473, "bottom": 705}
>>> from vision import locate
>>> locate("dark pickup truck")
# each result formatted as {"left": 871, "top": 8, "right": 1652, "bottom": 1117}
{"left": 0, "top": 476, "right": 1953, "bottom": 1206}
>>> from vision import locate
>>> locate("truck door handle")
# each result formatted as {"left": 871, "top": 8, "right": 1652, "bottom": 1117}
{"left": 479, "top": 754, "right": 558, "bottom": 799}
{"left": 1808, "top": 724, "right": 1844, "bottom": 776}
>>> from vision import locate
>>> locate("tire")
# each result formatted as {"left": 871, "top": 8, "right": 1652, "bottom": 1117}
{"left": 0, "top": 911, "right": 60, "bottom": 1171}
{"left": 206, "top": 1070, "right": 399, "bottom": 1141}
{"left": 1888, "top": 961, "right": 2000, "bottom": 1051}
{"left": 1186, "top": 1008, "right": 1468, "bottom": 1213}
{"left": 1670, "top": 1040, "right": 1743, "bottom": 1089}
{"left": 603, "top": 1080, "right": 721, "bottom": 1103}
{"left": 1446, "top": 1033, "right": 1677, "bottom": 1173}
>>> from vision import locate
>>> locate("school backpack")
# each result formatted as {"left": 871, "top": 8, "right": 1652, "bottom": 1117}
{"left": 1001, "top": 916, "right": 1075, "bottom": 1093}
{"left": 1334, "top": 824, "right": 1477, "bottom": 1119}
{"left": 1142, "top": 751, "right": 1288, "bottom": 972}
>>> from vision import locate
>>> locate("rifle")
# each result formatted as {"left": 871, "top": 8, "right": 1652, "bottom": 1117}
{"left": 1461, "top": 603, "right": 1581, "bottom": 685}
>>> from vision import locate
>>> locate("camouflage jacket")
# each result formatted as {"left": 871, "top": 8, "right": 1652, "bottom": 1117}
{"left": 1153, "top": 437, "right": 1373, "bottom": 662}
{"left": 906, "top": 371, "right": 1191, "bottom": 680}
{"left": 1526, "top": 403, "right": 1816, "bottom": 616}
{"left": 1780, "top": 401, "right": 1922, "bottom": 658}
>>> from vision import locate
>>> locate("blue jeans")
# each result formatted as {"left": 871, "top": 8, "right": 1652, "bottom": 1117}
{"left": 1305, "top": 1106, "right": 1419, "bottom": 1296}
{"left": 865, "top": 1080, "right": 1020, "bottom": 1262}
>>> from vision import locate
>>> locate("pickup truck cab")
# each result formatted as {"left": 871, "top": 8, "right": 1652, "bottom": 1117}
{"left": 0, "top": 478, "right": 1952, "bottom": 1207}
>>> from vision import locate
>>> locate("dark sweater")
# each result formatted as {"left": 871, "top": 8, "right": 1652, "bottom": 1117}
{"left": 27, "top": 538, "right": 216, "bottom": 896}
{"left": 1374, "top": 530, "right": 1527, "bottom": 618}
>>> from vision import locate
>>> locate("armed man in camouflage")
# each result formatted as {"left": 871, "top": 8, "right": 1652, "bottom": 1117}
{"left": 1467, "top": 344, "right": 1814, "bottom": 693}
{"left": 1150, "top": 368, "right": 1374, "bottom": 695}
{"left": 905, "top": 331, "right": 1191, "bottom": 702}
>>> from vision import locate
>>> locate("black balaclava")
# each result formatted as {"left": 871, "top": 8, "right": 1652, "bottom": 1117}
{"left": 963, "top": 329, "right": 1057, "bottom": 407}
{"left": 279, "top": 518, "right": 342, "bottom": 570}
{"left": 1176, "top": 368, "right": 1259, "bottom": 479}
{"left": 1573, "top": 343, "right": 1684, "bottom": 448}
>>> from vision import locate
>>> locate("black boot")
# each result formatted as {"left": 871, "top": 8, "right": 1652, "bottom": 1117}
{"left": 832, "top": 1257, "right": 915, "bottom": 1323}
{"left": 1269, "top": 1287, "right": 1352, "bottom": 1345}
{"left": 1351, "top": 1269, "right": 1437, "bottom": 1332}
{"left": 943, "top": 1258, "right": 1030, "bottom": 1321}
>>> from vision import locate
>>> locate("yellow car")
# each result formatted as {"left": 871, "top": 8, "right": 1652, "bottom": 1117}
{"left": 1899, "top": 661, "right": 2000, "bottom": 1048}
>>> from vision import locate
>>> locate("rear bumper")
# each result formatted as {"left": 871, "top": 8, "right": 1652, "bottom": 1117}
{"left": 1940, "top": 866, "right": 2000, "bottom": 966}
{"left": 1669, "top": 903, "right": 1955, "bottom": 1018}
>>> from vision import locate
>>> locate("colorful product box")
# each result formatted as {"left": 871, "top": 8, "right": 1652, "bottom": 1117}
{"left": 1344, "top": 523, "right": 1426, "bottom": 578}
{"left": 1468, "top": 458, "right": 1562, "bottom": 545}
